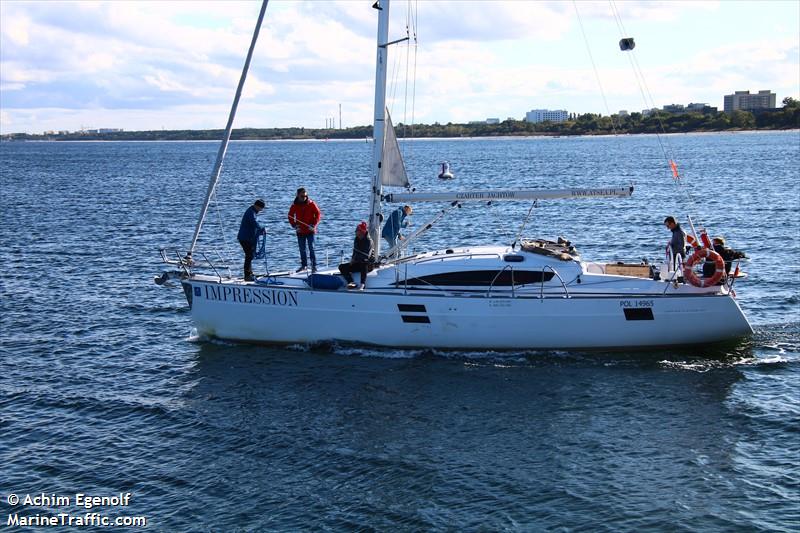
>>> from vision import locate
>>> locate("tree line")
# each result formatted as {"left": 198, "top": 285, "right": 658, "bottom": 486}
{"left": 4, "top": 98, "right": 798, "bottom": 142}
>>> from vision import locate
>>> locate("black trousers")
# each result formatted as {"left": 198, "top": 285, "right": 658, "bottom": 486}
{"left": 239, "top": 239, "right": 256, "bottom": 280}
{"left": 339, "top": 262, "right": 369, "bottom": 284}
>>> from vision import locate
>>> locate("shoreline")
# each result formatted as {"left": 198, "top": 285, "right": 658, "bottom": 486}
{"left": 2, "top": 128, "right": 797, "bottom": 143}
{"left": 4, "top": 102, "right": 797, "bottom": 142}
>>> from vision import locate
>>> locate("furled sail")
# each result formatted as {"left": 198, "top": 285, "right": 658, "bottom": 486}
{"left": 379, "top": 109, "right": 410, "bottom": 187}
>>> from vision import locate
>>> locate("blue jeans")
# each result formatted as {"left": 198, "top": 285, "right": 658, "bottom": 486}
{"left": 239, "top": 239, "right": 256, "bottom": 280}
{"left": 297, "top": 233, "right": 316, "bottom": 267}
{"left": 384, "top": 235, "right": 399, "bottom": 249}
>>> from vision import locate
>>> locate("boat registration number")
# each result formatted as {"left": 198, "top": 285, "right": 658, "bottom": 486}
{"left": 619, "top": 299, "right": 653, "bottom": 308}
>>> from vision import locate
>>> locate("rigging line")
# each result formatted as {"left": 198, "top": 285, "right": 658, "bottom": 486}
{"left": 609, "top": 0, "right": 673, "bottom": 161}
{"left": 405, "top": 0, "right": 419, "bottom": 166}
{"left": 402, "top": 0, "right": 411, "bottom": 141}
{"left": 388, "top": 40, "right": 406, "bottom": 160}
{"left": 387, "top": 23, "right": 405, "bottom": 116}
{"left": 623, "top": 50, "right": 674, "bottom": 163}
{"left": 572, "top": 1, "right": 619, "bottom": 135}
{"left": 387, "top": 37, "right": 398, "bottom": 114}
{"left": 630, "top": 51, "right": 701, "bottom": 226}
{"left": 409, "top": 0, "right": 419, "bottom": 147}
{"left": 512, "top": 200, "right": 538, "bottom": 248}
{"left": 609, "top": 0, "right": 684, "bottom": 201}
{"left": 189, "top": 0, "right": 268, "bottom": 254}
{"left": 385, "top": 4, "right": 414, "bottom": 175}
{"left": 608, "top": 0, "right": 705, "bottom": 228}
{"left": 615, "top": 17, "right": 672, "bottom": 155}
{"left": 210, "top": 187, "right": 232, "bottom": 267}
{"left": 488, "top": 201, "right": 516, "bottom": 244}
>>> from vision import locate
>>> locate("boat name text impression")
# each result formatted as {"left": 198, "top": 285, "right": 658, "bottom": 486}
{"left": 197, "top": 285, "right": 299, "bottom": 307}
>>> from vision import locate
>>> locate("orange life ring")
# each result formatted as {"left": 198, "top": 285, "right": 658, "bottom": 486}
{"left": 683, "top": 248, "right": 725, "bottom": 288}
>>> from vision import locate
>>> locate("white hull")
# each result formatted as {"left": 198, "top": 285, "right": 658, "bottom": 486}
{"left": 182, "top": 275, "right": 752, "bottom": 349}
{"left": 160, "top": 2, "right": 756, "bottom": 352}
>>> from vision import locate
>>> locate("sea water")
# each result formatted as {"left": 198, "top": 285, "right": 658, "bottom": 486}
{"left": 1, "top": 131, "right": 798, "bottom": 530}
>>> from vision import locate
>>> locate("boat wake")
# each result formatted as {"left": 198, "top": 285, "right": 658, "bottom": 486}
{"left": 182, "top": 322, "right": 796, "bottom": 371}
{"left": 657, "top": 356, "right": 787, "bottom": 372}
{"left": 186, "top": 329, "right": 241, "bottom": 347}
{"left": 282, "top": 341, "right": 703, "bottom": 368}
{"left": 286, "top": 341, "right": 425, "bottom": 359}
{"left": 281, "top": 336, "right": 797, "bottom": 371}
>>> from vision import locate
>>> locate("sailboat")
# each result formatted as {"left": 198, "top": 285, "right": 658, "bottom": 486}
{"left": 157, "top": 0, "right": 752, "bottom": 349}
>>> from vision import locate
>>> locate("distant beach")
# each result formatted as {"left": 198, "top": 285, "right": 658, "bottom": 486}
{"left": 3, "top": 103, "right": 798, "bottom": 142}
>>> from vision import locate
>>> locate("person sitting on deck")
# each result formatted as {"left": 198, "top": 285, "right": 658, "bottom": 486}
{"left": 338, "top": 221, "right": 374, "bottom": 290}
{"left": 703, "top": 236, "right": 746, "bottom": 279}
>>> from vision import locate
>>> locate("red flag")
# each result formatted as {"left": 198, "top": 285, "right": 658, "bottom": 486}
{"left": 669, "top": 160, "right": 679, "bottom": 179}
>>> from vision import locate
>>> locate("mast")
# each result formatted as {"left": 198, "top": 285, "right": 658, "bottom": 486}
{"left": 188, "top": 0, "right": 269, "bottom": 256}
{"left": 368, "top": 0, "right": 392, "bottom": 257}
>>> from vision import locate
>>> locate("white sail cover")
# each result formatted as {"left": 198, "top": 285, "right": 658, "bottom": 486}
{"left": 379, "top": 109, "right": 410, "bottom": 187}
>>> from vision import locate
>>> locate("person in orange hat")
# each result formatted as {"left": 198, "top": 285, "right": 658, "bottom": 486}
{"left": 338, "top": 221, "right": 374, "bottom": 290}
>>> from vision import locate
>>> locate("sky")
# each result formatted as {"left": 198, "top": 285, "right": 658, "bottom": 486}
{"left": 1, "top": 0, "right": 798, "bottom": 134}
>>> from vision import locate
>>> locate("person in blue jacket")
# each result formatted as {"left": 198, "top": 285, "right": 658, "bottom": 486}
{"left": 237, "top": 199, "right": 267, "bottom": 281}
{"left": 381, "top": 205, "right": 412, "bottom": 249}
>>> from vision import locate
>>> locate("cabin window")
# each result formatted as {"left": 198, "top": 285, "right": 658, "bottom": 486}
{"left": 398, "top": 270, "right": 554, "bottom": 287}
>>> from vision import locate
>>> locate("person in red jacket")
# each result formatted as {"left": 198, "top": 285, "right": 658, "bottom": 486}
{"left": 287, "top": 187, "right": 322, "bottom": 272}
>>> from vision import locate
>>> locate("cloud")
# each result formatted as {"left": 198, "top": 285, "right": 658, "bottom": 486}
{"left": 0, "top": 109, "right": 11, "bottom": 127}
{"left": 649, "top": 38, "right": 800, "bottom": 107}
{"left": 0, "top": 0, "right": 797, "bottom": 134}
{"left": 3, "top": 10, "right": 31, "bottom": 46}
{"left": 143, "top": 71, "right": 194, "bottom": 94}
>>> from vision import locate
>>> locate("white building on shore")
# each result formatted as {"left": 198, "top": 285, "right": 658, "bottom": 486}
{"left": 525, "top": 109, "right": 569, "bottom": 123}
{"left": 723, "top": 90, "right": 776, "bottom": 113}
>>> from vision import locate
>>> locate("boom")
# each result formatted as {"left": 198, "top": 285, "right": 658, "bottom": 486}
{"left": 385, "top": 186, "right": 634, "bottom": 203}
